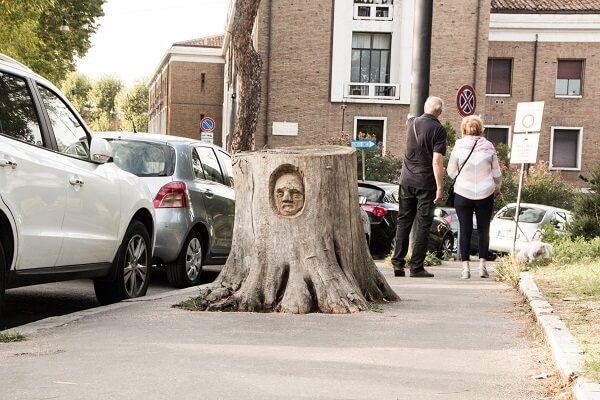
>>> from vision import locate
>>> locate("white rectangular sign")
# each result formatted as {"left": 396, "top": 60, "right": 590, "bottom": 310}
{"left": 510, "top": 133, "right": 540, "bottom": 164}
{"left": 514, "top": 101, "right": 544, "bottom": 133}
{"left": 201, "top": 131, "right": 214, "bottom": 144}
{"left": 272, "top": 122, "right": 298, "bottom": 136}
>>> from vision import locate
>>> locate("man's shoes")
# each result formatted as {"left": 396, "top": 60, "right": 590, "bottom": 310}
{"left": 410, "top": 269, "right": 434, "bottom": 278}
{"left": 479, "top": 265, "right": 489, "bottom": 278}
{"left": 393, "top": 268, "right": 405, "bottom": 277}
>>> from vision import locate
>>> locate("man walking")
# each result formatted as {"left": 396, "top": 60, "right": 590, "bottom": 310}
{"left": 392, "top": 96, "right": 447, "bottom": 277}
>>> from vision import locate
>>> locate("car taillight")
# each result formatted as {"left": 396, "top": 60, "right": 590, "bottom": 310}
{"left": 361, "top": 205, "right": 388, "bottom": 218}
{"left": 532, "top": 230, "right": 542, "bottom": 241}
{"left": 154, "top": 181, "right": 187, "bottom": 208}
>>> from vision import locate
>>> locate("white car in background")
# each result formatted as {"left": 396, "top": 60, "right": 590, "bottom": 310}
{"left": 0, "top": 53, "right": 156, "bottom": 315}
{"left": 488, "top": 203, "right": 572, "bottom": 254}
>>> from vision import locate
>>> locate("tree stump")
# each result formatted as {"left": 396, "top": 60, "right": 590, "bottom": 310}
{"left": 196, "top": 146, "right": 399, "bottom": 314}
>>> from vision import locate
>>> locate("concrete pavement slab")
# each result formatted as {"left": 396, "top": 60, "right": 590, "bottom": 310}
{"left": 0, "top": 262, "right": 545, "bottom": 399}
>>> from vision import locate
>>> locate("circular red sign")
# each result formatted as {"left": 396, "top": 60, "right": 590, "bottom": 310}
{"left": 456, "top": 85, "right": 477, "bottom": 117}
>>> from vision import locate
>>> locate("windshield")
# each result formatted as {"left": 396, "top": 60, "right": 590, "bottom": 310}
{"left": 109, "top": 139, "right": 174, "bottom": 177}
{"left": 358, "top": 186, "right": 384, "bottom": 203}
{"left": 497, "top": 206, "right": 546, "bottom": 224}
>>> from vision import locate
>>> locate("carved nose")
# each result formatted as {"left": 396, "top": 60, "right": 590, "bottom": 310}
{"left": 282, "top": 190, "right": 292, "bottom": 202}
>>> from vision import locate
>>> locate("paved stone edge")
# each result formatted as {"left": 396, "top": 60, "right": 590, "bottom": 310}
{"left": 2, "top": 284, "right": 205, "bottom": 337}
{"left": 519, "top": 271, "right": 600, "bottom": 400}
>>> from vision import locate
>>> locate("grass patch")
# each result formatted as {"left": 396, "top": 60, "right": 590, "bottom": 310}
{"left": 0, "top": 331, "right": 26, "bottom": 343}
{"left": 495, "top": 254, "right": 526, "bottom": 289}
{"left": 532, "top": 260, "right": 600, "bottom": 383}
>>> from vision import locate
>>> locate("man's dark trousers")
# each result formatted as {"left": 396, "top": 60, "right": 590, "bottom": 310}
{"left": 391, "top": 185, "right": 436, "bottom": 273}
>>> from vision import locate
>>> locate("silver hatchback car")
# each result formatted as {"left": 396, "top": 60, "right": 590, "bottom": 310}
{"left": 100, "top": 132, "right": 235, "bottom": 287}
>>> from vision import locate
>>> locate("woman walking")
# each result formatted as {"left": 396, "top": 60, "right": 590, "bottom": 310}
{"left": 447, "top": 115, "right": 501, "bottom": 279}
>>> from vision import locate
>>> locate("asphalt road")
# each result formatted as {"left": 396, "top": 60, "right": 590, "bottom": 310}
{"left": 1, "top": 266, "right": 221, "bottom": 331}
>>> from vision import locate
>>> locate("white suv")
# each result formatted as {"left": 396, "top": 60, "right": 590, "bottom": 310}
{"left": 0, "top": 54, "right": 156, "bottom": 315}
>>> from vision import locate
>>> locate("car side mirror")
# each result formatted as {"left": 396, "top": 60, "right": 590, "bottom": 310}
{"left": 90, "top": 136, "right": 113, "bottom": 164}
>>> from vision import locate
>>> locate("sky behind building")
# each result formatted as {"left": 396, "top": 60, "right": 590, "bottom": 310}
{"left": 76, "top": 0, "right": 227, "bottom": 86}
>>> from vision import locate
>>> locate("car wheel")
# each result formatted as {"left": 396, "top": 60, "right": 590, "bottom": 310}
{"left": 94, "top": 220, "right": 151, "bottom": 305}
{"left": 0, "top": 241, "right": 6, "bottom": 318}
{"left": 167, "top": 230, "right": 203, "bottom": 288}
{"left": 438, "top": 235, "right": 454, "bottom": 260}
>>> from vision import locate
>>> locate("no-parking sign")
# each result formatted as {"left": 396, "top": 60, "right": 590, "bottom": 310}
{"left": 200, "top": 116, "right": 215, "bottom": 133}
{"left": 456, "top": 85, "right": 477, "bottom": 117}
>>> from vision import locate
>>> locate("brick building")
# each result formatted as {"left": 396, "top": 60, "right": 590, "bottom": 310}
{"left": 147, "top": 1, "right": 600, "bottom": 182}
{"left": 219, "top": 0, "right": 600, "bottom": 182}
{"left": 148, "top": 35, "right": 224, "bottom": 146}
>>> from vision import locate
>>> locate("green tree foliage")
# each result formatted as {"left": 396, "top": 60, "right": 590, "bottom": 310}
{"left": 0, "top": 0, "right": 105, "bottom": 84}
{"left": 496, "top": 160, "right": 573, "bottom": 212}
{"left": 568, "top": 161, "right": 600, "bottom": 239}
{"left": 61, "top": 72, "right": 92, "bottom": 121}
{"left": 116, "top": 81, "right": 149, "bottom": 132}
{"left": 90, "top": 76, "right": 123, "bottom": 131}
{"left": 326, "top": 131, "right": 402, "bottom": 183}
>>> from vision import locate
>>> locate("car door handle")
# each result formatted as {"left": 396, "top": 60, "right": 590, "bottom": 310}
{"left": 0, "top": 159, "right": 17, "bottom": 169}
{"left": 69, "top": 177, "right": 84, "bottom": 186}
{"left": 203, "top": 189, "right": 214, "bottom": 198}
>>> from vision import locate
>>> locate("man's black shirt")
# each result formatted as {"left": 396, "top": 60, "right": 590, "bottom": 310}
{"left": 399, "top": 113, "right": 447, "bottom": 191}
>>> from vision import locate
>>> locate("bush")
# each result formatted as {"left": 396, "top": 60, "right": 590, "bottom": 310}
{"left": 496, "top": 160, "right": 574, "bottom": 212}
{"left": 325, "top": 131, "right": 402, "bottom": 183}
{"left": 569, "top": 161, "right": 600, "bottom": 239}
{"left": 553, "top": 236, "right": 600, "bottom": 264}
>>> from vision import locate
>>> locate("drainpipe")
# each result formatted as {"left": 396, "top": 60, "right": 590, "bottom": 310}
{"left": 472, "top": 0, "right": 482, "bottom": 90}
{"left": 532, "top": 34, "right": 538, "bottom": 101}
{"left": 263, "top": 0, "right": 273, "bottom": 148}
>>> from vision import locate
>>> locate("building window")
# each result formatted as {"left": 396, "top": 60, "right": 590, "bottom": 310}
{"left": 351, "top": 33, "right": 391, "bottom": 84}
{"left": 556, "top": 60, "right": 583, "bottom": 97}
{"left": 484, "top": 126, "right": 510, "bottom": 146}
{"left": 550, "top": 127, "right": 582, "bottom": 170}
{"left": 349, "top": 33, "right": 397, "bottom": 99}
{"left": 354, "top": 117, "right": 386, "bottom": 150}
{"left": 486, "top": 58, "right": 512, "bottom": 95}
{"left": 354, "top": 0, "right": 393, "bottom": 21}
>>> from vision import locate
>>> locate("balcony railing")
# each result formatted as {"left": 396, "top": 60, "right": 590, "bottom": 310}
{"left": 346, "top": 83, "right": 399, "bottom": 100}
{"left": 353, "top": 3, "right": 393, "bottom": 21}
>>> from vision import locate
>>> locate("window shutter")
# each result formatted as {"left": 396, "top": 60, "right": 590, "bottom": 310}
{"left": 557, "top": 60, "right": 583, "bottom": 80}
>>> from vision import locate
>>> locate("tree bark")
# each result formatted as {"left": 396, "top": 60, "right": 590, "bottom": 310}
{"left": 230, "top": 0, "right": 262, "bottom": 154}
{"left": 196, "top": 146, "right": 399, "bottom": 314}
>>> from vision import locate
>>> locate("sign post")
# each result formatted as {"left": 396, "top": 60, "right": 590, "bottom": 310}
{"left": 510, "top": 101, "right": 545, "bottom": 254}
{"left": 200, "top": 116, "right": 216, "bottom": 144}
{"left": 351, "top": 139, "right": 377, "bottom": 181}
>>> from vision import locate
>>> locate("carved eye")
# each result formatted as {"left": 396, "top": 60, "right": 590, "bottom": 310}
{"left": 276, "top": 189, "right": 284, "bottom": 198}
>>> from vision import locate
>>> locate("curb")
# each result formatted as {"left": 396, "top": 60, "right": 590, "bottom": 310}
{"left": 519, "top": 271, "right": 600, "bottom": 400}
{"left": 4, "top": 285, "right": 204, "bottom": 337}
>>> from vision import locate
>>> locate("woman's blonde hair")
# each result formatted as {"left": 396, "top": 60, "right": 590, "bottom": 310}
{"left": 461, "top": 115, "right": 484, "bottom": 136}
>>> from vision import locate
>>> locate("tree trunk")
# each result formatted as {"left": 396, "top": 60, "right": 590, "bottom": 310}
{"left": 196, "top": 146, "right": 399, "bottom": 314}
{"left": 230, "top": 0, "right": 262, "bottom": 154}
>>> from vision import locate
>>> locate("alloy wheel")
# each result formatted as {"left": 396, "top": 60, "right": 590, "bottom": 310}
{"left": 185, "top": 237, "right": 203, "bottom": 282}
{"left": 123, "top": 233, "right": 149, "bottom": 298}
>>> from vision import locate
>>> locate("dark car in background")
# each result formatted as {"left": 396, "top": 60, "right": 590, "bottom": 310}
{"left": 436, "top": 207, "right": 479, "bottom": 257}
{"left": 358, "top": 181, "right": 454, "bottom": 259}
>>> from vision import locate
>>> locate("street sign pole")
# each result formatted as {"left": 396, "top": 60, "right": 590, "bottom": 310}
{"left": 512, "top": 156, "right": 527, "bottom": 255}
{"left": 361, "top": 150, "right": 366, "bottom": 182}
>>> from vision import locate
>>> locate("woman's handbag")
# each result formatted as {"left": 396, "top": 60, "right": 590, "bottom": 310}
{"left": 446, "top": 140, "right": 478, "bottom": 207}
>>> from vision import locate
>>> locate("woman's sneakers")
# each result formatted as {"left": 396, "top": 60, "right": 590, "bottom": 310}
{"left": 479, "top": 265, "right": 489, "bottom": 278}
{"left": 461, "top": 265, "right": 471, "bottom": 279}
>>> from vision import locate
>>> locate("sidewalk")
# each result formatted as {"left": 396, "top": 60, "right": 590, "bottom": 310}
{"left": 0, "top": 262, "right": 545, "bottom": 399}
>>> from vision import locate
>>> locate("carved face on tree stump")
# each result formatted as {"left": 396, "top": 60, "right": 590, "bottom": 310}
{"left": 270, "top": 165, "right": 305, "bottom": 217}
{"left": 274, "top": 173, "right": 304, "bottom": 216}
